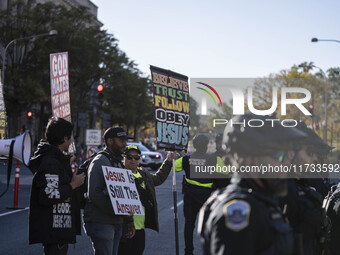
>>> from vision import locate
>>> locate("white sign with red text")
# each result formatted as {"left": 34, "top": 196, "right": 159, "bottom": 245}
{"left": 102, "top": 166, "right": 144, "bottom": 216}
{"left": 49, "top": 51, "right": 75, "bottom": 153}
{"left": 50, "top": 52, "right": 71, "bottom": 122}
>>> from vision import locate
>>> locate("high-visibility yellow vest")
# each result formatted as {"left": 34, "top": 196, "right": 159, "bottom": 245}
{"left": 173, "top": 154, "right": 226, "bottom": 188}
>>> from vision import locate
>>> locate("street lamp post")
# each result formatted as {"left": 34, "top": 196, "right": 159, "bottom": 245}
{"left": 331, "top": 118, "right": 334, "bottom": 146}
{"left": 1, "top": 29, "right": 58, "bottom": 85}
{"left": 312, "top": 65, "right": 328, "bottom": 142}
{"left": 1, "top": 30, "right": 57, "bottom": 138}
{"left": 311, "top": 38, "right": 340, "bottom": 44}
{"left": 311, "top": 37, "right": 340, "bottom": 142}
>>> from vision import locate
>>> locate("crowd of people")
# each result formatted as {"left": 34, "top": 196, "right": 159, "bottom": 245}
{"left": 28, "top": 118, "right": 176, "bottom": 255}
{"left": 27, "top": 115, "right": 340, "bottom": 255}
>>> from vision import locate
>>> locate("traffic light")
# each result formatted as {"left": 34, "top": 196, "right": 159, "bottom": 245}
{"left": 315, "top": 121, "right": 320, "bottom": 130}
{"left": 308, "top": 104, "right": 314, "bottom": 115}
{"left": 97, "top": 84, "right": 104, "bottom": 99}
{"left": 27, "top": 111, "right": 33, "bottom": 130}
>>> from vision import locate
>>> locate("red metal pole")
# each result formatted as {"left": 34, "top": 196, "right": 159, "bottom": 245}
{"left": 13, "top": 160, "right": 20, "bottom": 208}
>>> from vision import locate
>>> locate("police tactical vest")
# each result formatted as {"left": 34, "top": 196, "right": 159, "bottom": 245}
{"left": 183, "top": 152, "right": 217, "bottom": 185}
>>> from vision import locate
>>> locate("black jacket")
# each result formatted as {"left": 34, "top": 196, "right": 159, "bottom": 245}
{"left": 325, "top": 183, "right": 340, "bottom": 255}
{"left": 134, "top": 159, "right": 172, "bottom": 232}
{"left": 28, "top": 140, "right": 81, "bottom": 245}
{"left": 281, "top": 179, "right": 324, "bottom": 255}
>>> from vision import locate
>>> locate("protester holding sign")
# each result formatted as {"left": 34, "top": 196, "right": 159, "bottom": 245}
{"left": 150, "top": 66, "right": 190, "bottom": 254}
{"left": 28, "top": 117, "right": 85, "bottom": 255}
{"left": 83, "top": 127, "right": 134, "bottom": 255}
{"left": 118, "top": 145, "right": 176, "bottom": 255}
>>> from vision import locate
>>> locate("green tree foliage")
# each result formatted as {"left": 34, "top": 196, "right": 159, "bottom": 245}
{"left": 250, "top": 62, "right": 332, "bottom": 121}
{"left": 251, "top": 62, "right": 339, "bottom": 144}
{"left": 327, "top": 67, "right": 340, "bottom": 140}
{"left": 328, "top": 67, "right": 340, "bottom": 99}
{"left": 0, "top": 0, "right": 153, "bottom": 138}
{"left": 101, "top": 66, "right": 153, "bottom": 137}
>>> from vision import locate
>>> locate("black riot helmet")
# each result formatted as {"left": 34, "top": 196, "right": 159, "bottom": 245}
{"left": 222, "top": 113, "right": 307, "bottom": 157}
{"left": 192, "top": 133, "right": 209, "bottom": 152}
{"left": 223, "top": 113, "right": 307, "bottom": 197}
{"left": 294, "top": 121, "right": 322, "bottom": 145}
{"left": 294, "top": 121, "right": 334, "bottom": 156}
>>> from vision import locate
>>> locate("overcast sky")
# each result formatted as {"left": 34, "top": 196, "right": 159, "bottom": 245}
{"left": 91, "top": 0, "right": 340, "bottom": 78}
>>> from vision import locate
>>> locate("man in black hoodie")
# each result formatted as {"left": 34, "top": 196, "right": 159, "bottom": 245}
{"left": 28, "top": 117, "right": 85, "bottom": 255}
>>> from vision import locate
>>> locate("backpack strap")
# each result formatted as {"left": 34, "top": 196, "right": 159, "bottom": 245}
{"left": 323, "top": 185, "right": 340, "bottom": 213}
{"left": 97, "top": 150, "right": 123, "bottom": 168}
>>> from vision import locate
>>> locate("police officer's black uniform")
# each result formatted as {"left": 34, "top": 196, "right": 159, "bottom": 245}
{"left": 199, "top": 177, "right": 294, "bottom": 255}
{"left": 175, "top": 134, "right": 221, "bottom": 255}
{"left": 280, "top": 121, "right": 330, "bottom": 255}
{"left": 324, "top": 183, "right": 340, "bottom": 255}
{"left": 282, "top": 179, "right": 325, "bottom": 255}
{"left": 182, "top": 152, "right": 216, "bottom": 255}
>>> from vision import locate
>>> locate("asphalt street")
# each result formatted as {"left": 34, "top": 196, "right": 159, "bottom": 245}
{"left": 0, "top": 162, "right": 203, "bottom": 255}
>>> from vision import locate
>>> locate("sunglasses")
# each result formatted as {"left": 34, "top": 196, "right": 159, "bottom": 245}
{"left": 126, "top": 154, "right": 141, "bottom": 160}
{"left": 268, "top": 150, "right": 287, "bottom": 163}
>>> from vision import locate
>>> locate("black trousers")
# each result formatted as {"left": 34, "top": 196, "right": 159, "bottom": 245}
{"left": 43, "top": 243, "right": 68, "bottom": 255}
{"left": 183, "top": 188, "right": 212, "bottom": 255}
{"left": 118, "top": 229, "right": 145, "bottom": 255}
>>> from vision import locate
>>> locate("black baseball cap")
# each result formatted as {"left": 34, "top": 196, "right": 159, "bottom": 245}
{"left": 124, "top": 145, "right": 142, "bottom": 155}
{"left": 103, "top": 127, "right": 127, "bottom": 140}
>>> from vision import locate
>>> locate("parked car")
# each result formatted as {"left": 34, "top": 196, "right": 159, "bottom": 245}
{"left": 127, "top": 142, "right": 164, "bottom": 170}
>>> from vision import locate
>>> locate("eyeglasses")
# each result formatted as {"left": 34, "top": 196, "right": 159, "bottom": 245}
{"left": 268, "top": 150, "right": 287, "bottom": 163}
{"left": 126, "top": 154, "right": 141, "bottom": 160}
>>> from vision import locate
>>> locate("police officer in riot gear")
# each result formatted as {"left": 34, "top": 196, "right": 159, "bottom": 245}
{"left": 281, "top": 122, "right": 331, "bottom": 255}
{"left": 310, "top": 136, "right": 334, "bottom": 195}
{"left": 198, "top": 113, "right": 307, "bottom": 255}
{"left": 296, "top": 122, "right": 332, "bottom": 196}
{"left": 175, "top": 133, "right": 224, "bottom": 255}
